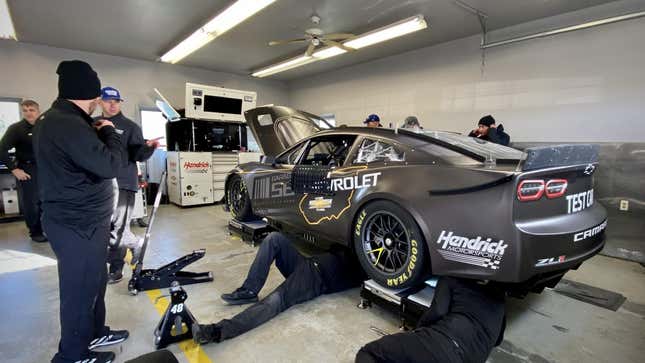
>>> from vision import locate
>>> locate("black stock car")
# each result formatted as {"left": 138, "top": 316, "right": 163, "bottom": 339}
{"left": 224, "top": 106, "right": 607, "bottom": 294}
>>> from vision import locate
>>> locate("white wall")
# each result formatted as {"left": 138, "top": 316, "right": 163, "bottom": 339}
{"left": 0, "top": 41, "right": 289, "bottom": 123}
{"left": 288, "top": 3, "right": 645, "bottom": 142}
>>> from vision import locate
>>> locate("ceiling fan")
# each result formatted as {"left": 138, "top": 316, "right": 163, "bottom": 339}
{"left": 268, "top": 14, "right": 356, "bottom": 57}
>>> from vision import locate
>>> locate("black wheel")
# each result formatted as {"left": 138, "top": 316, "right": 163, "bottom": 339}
{"left": 354, "top": 201, "right": 429, "bottom": 289}
{"left": 226, "top": 174, "right": 254, "bottom": 221}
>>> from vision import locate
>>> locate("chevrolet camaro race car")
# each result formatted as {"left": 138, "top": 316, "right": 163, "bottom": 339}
{"left": 224, "top": 106, "right": 607, "bottom": 294}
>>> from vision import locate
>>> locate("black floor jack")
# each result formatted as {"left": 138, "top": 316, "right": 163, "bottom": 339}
{"left": 128, "top": 172, "right": 213, "bottom": 295}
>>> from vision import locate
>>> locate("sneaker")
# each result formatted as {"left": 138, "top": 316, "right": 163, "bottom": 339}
{"left": 74, "top": 351, "right": 115, "bottom": 363}
{"left": 30, "top": 234, "right": 48, "bottom": 243}
{"left": 192, "top": 323, "right": 221, "bottom": 345}
{"left": 89, "top": 330, "right": 129, "bottom": 350}
{"left": 107, "top": 271, "right": 123, "bottom": 284}
{"left": 221, "top": 287, "right": 258, "bottom": 305}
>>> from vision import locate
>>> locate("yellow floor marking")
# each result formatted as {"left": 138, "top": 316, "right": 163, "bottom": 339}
{"left": 145, "top": 287, "right": 213, "bottom": 363}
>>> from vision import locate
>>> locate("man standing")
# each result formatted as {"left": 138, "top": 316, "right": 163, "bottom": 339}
{"left": 364, "top": 114, "right": 382, "bottom": 128}
{"left": 97, "top": 86, "right": 158, "bottom": 283}
{"left": 0, "top": 100, "right": 46, "bottom": 242}
{"left": 33, "top": 60, "right": 129, "bottom": 363}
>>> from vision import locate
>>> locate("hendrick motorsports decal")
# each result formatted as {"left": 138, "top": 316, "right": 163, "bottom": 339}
{"left": 308, "top": 197, "right": 332, "bottom": 211}
{"left": 436, "top": 231, "right": 508, "bottom": 270}
{"left": 183, "top": 161, "right": 210, "bottom": 174}
{"left": 330, "top": 172, "right": 381, "bottom": 192}
{"left": 535, "top": 255, "right": 566, "bottom": 267}
{"left": 574, "top": 220, "right": 607, "bottom": 242}
{"left": 566, "top": 189, "right": 593, "bottom": 214}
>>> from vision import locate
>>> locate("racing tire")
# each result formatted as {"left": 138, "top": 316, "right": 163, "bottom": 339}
{"left": 226, "top": 174, "right": 255, "bottom": 222}
{"left": 354, "top": 201, "right": 429, "bottom": 289}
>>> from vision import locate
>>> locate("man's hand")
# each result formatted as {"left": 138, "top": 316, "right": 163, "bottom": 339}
{"left": 471, "top": 129, "right": 480, "bottom": 136}
{"left": 93, "top": 120, "right": 115, "bottom": 131}
{"left": 146, "top": 138, "right": 161, "bottom": 149}
{"left": 11, "top": 168, "right": 31, "bottom": 181}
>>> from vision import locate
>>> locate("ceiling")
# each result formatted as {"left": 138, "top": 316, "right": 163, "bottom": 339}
{"left": 8, "top": 0, "right": 619, "bottom": 81}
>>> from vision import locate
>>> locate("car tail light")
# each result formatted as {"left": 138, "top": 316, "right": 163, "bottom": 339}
{"left": 545, "top": 179, "right": 568, "bottom": 199}
{"left": 517, "top": 180, "right": 545, "bottom": 201}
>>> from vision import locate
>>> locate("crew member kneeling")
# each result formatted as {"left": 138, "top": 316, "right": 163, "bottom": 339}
{"left": 356, "top": 276, "right": 506, "bottom": 363}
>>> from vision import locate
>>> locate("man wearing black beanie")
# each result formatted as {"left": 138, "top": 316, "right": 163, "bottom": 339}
{"left": 33, "top": 60, "right": 129, "bottom": 363}
{"left": 468, "top": 115, "right": 511, "bottom": 146}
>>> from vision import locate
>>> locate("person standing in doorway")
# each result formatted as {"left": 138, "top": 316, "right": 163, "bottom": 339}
{"left": 97, "top": 87, "right": 159, "bottom": 284}
{"left": 0, "top": 99, "right": 46, "bottom": 242}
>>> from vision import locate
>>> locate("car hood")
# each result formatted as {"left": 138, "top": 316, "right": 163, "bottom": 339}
{"left": 244, "top": 105, "right": 331, "bottom": 156}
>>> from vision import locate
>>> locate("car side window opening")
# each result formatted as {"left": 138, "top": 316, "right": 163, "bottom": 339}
{"left": 299, "top": 135, "right": 357, "bottom": 167}
{"left": 275, "top": 141, "right": 308, "bottom": 165}
{"left": 354, "top": 138, "right": 405, "bottom": 164}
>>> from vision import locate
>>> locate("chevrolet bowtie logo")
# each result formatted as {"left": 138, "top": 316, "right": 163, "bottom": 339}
{"left": 584, "top": 164, "right": 596, "bottom": 175}
{"left": 308, "top": 197, "right": 332, "bottom": 211}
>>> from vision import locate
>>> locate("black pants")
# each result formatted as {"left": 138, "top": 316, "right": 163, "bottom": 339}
{"left": 108, "top": 188, "right": 139, "bottom": 274}
{"left": 217, "top": 232, "right": 325, "bottom": 341}
{"left": 356, "top": 327, "right": 465, "bottom": 363}
{"left": 17, "top": 163, "right": 42, "bottom": 236}
{"left": 43, "top": 215, "right": 111, "bottom": 363}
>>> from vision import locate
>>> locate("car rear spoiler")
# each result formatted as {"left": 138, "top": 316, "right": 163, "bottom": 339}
{"left": 522, "top": 144, "right": 600, "bottom": 171}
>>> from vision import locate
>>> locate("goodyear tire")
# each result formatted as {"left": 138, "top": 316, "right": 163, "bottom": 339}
{"left": 226, "top": 174, "right": 254, "bottom": 221}
{"left": 354, "top": 201, "right": 428, "bottom": 289}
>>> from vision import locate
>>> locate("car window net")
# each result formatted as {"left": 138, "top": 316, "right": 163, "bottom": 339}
{"left": 354, "top": 139, "right": 405, "bottom": 163}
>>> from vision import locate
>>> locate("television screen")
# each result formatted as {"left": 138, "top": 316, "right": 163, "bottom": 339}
{"left": 203, "top": 95, "right": 243, "bottom": 115}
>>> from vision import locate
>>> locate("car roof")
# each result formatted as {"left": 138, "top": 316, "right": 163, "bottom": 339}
{"left": 310, "top": 126, "right": 440, "bottom": 147}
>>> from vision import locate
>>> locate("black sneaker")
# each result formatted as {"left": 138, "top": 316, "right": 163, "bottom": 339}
{"left": 30, "top": 234, "right": 48, "bottom": 243}
{"left": 192, "top": 323, "right": 221, "bottom": 345}
{"left": 221, "top": 287, "right": 258, "bottom": 305}
{"left": 89, "top": 330, "right": 129, "bottom": 350}
{"left": 107, "top": 271, "right": 123, "bottom": 284}
{"left": 75, "top": 351, "right": 115, "bottom": 363}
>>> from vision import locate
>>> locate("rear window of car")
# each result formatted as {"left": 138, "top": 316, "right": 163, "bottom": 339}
{"left": 416, "top": 131, "right": 525, "bottom": 163}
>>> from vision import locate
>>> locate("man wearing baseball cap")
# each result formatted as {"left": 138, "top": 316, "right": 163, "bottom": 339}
{"left": 33, "top": 60, "right": 128, "bottom": 363}
{"left": 364, "top": 114, "right": 382, "bottom": 128}
{"left": 97, "top": 87, "right": 158, "bottom": 284}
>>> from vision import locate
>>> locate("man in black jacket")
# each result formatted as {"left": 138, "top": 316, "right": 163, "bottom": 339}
{"left": 192, "top": 232, "right": 365, "bottom": 344}
{"left": 0, "top": 99, "right": 46, "bottom": 242}
{"left": 468, "top": 115, "right": 511, "bottom": 146}
{"left": 97, "top": 86, "right": 158, "bottom": 283}
{"left": 355, "top": 276, "right": 506, "bottom": 363}
{"left": 33, "top": 60, "right": 129, "bottom": 363}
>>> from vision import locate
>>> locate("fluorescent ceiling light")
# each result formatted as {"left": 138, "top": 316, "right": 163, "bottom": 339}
{"left": 345, "top": 15, "right": 427, "bottom": 49}
{"left": 252, "top": 15, "right": 427, "bottom": 77}
{"left": 161, "top": 0, "right": 276, "bottom": 64}
{"left": 0, "top": 0, "right": 17, "bottom": 40}
{"left": 252, "top": 56, "right": 315, "bottom": 78}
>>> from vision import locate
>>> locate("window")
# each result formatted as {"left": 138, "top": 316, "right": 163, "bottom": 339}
{"left": 0, "top": 97, "right": 21, "bottom": 141}
{"left": 140, "top": 108, "right": 167, "bottom": 150}
{"left": 276, "top": 141, "right": 307, "bottom": 165}
{"left": 354, "top": 139, "right": 405, "bottom": 163}
{"left": 300, "top": 135, "right": 357, "bottom": 166}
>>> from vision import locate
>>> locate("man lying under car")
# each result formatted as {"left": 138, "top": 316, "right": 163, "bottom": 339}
{"left": 192, "top": 232, "right": 366, "bottom": 343}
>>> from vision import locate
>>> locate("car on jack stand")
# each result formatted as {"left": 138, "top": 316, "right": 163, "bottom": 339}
{"left": 224, "top": 106, "right": 607, "bottom": 296}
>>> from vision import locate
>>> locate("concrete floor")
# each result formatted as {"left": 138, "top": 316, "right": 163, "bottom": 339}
{"left": 1, "top": 204, "right": 644, "bottom": 363}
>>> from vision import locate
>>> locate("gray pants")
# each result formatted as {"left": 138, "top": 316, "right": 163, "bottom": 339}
{"left": 108, "top": 187, "right": 140, "bottom": 274}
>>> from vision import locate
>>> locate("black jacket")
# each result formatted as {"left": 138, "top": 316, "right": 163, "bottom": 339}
{"left": 418, "top": 277, "right": 506, "bottom": 363}
{"left": 94, "top": 112, "right": 154, "bottom": 192}
{"left": 468, "top": 124, "right": 510, "bottom": 146}
{"left": 33, "top": 99, "right": 126, "bottom": 229}
{"left": 0, "top": 119, "right": 36, "bottom": 169}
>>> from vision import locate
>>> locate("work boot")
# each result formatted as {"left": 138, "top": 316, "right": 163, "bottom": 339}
{"left": 221, "top": 287, "right": 258, "bottom": 305}
{"left": 107, "top": 270, "right": 123, "bottom": 284}
{"left": 30, "top": 233, "right": 48, "bottom": 243}
{"left": 192, "top": 323, "right": 221, "bottom": 345}
{"left": 74, "top": 351, "right": 115, "bottom": 363}
{"left": 89, "top": 330, "right": 129, "bottom": 350}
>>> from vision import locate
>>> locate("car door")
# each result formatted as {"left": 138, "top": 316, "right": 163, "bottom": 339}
{"left": 244, "top": 106, "right": 332, "bottom": 157}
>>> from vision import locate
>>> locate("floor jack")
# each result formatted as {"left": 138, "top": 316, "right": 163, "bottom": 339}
{"left": 358, "top": 278, "right": 438, "bottom": 330}
{"left": 128, "top": 172, "right": 213, "bottom": 295}
{"left": 153, "top": 281, "right": 198, "bottom": 349}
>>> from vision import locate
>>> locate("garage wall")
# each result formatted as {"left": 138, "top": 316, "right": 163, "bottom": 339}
{"left": 0, "top": 41, "right": 289, "bottom": 122}
{"left": 288, "top": 2, "right": 645, "bottom": 143}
